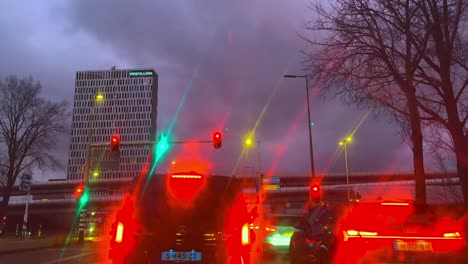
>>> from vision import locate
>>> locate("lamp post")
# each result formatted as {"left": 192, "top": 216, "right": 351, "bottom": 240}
{"left": 84, "top": 92, "right": 104, "bottom": 185}
{"left": 339, "top": 136, "right": 352, "bottom": 201}
{"left": 244, "top": 137, "right": 264, "bottom": 258}
{"left": 245, "top": 138, "right": 261, "bottom": 174}
{"left": 283, "top": 74, "right": 316, "bottom": 179}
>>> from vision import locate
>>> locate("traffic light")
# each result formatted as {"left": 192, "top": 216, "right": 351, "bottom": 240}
{"left": 213, "top": 132, "right": 222, "bottom": 149}
{"left": 74, "top": 184, "right": 84, "bottom": 198}
{"left": 310, "top": 184, "right": 321, "bottom": 202}
{"left": 74, "top": 183, "right": 89, "bottom": 206}
{"left": 110, "top": 134, "right": 120, "bottom": 152}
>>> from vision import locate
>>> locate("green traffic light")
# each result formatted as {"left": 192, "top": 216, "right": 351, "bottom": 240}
{"left": 155, "top": 133, "right": 170, "bottom": 161}
{"left": 79, "top": 189, "right": 89, "bottom": 206}
{"left": 311, "top": 122, "right": 315, "bottom": 127}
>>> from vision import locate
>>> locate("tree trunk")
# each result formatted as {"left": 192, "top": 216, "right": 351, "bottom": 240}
{"left": 0, "top": 192, "right": 11, "bottom": 218}
{"left": 453, "top": 134, "right": 468, "bottom": 210}
{"left": 408, "top": 93, "right": 426, "bottom": 206}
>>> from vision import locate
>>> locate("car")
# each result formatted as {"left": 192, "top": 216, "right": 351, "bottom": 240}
{"left": 262, "top": 215, "right": 300, "bottom": 256}
{"left": 289, "top": 199, "right": 465, "bottom": 264}
{"left": 108, "top": 171, "right": 254, "bottom": 264}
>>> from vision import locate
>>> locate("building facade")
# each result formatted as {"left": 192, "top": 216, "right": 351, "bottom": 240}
{"left": 67, "top": 68, "right": 158, "bottom": 180}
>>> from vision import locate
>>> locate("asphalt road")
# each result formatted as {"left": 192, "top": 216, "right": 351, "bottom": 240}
{"left": 0, "top": 240, "right": 290, "bottom": 264}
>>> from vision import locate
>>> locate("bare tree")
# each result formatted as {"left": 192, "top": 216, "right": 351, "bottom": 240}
{"left": 411, "top": 0, "right": 468, "bottom": 210}
{"left": 301, "top": 0, "right": 430, "bottom": 205}
{"left": 0, "top": 75, "right": 68, "bottom": 217}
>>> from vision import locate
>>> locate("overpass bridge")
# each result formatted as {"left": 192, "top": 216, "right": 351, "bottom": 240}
{"left": 0, "top": 172, "right": 461, "bottom": 234}
{"left": 2, "top": 171, "right": 460, "bottom": 214}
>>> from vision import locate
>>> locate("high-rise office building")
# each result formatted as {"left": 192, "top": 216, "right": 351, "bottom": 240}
{"left": 67, "top": 68, "right": 158, "bottom": 180}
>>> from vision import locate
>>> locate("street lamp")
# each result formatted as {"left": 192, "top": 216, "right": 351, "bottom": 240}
{"left": 339, "top": 136, "right": 352, "bottom": 201}
{"left": 244, "top": 137, "right": 261, "bottom": 174}
{"left": 283, "top": 74, "right": 316, "bottom": 179}
{"left": 84, "top": 92, "right": 104, "bottom": 185}
{"left": 244, "top": 136, "right": 265, "bottom": 258}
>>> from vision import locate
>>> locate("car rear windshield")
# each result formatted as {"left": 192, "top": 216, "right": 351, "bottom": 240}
{"left": 133, "top": 175, "right": 247, "bottom": 231}
{"left": 346, "top": 202, "right": 435, "bottom": 226}
{"left": 267, "top": 216, "right": 301, "bottom": 227}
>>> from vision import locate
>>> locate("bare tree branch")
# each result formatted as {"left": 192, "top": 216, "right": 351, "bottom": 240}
{"left": 0, "top": 75, "right": 69, "bottom": 216}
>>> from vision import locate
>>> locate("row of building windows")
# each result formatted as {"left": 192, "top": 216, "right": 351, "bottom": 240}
{"left": 74, "top": 90, "right": 152, "bottom": 102}
{"left": 69, "top": 133, "right": 152, "bottom": 148}
{"left": 75, "top": 78, "right": 152, "bottom": 87}
{"left": 69, "top": 136, "right": 150, "bottom": 153}
{"left": 72, "top": 112, "right": 151, "bottom": 123}
{"left": 73, "top": 105, "right": 152, "bottom": 116}
{"left": 72, "top": 127, "right": 152, "bottom": 138}
{"left": 76, "top": 70, "right": 155, "bottom": 80}
{"left": 75, "top": 84, "right": 153, "bottom": 95}
{"left": 71, "top": 119, "right": 152, "bottom": 132}
{"left": 67, "top": 154, "right": 148, "bottom": 167}
{"left": 73, "top": 98, "right": 152, "bottom": 109}
{"left": 69, "top": 145, "right": 149, "bottom": 155}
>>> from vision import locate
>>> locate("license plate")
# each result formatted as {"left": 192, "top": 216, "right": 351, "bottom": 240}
{"left": 393, "top": 241, "right": 433, "bottom": 251}
{"left": 282, "top": 231, "right": 294, "bottom": 237}
{"left": 161, "top": 251, "right": 202, "bottom": 261}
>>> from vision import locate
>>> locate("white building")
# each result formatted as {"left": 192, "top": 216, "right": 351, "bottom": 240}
{"left": 67, "top": 68, "right": 158, "bottom": 180}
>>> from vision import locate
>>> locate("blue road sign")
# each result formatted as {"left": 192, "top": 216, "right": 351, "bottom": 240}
{"left": 19, "top": 174, "right": 32, "bottom": 193}
{"left": 262, "top": 177, "right": 280, "bottom": 184}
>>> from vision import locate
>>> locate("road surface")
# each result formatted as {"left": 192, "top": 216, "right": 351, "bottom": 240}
{"left": 0, "top": 239, "right": 290, "bottom": 264}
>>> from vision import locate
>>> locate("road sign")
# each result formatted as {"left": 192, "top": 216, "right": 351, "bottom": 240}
{"left": 263, "top": 184, "right": 280, "bottom": 191}
{"left": 262, "top": 177, "right": 280, "bottom": 184}
{"left": 19, "top": 174, "right": 32, "bottom": 193}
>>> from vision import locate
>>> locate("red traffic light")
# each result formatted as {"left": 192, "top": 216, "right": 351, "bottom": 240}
{"left": 74, "top": 184, "right": 84, "bottom": 198}
{"left": 310, "top": 184, "right": 321, "bottom": 202}
{"left": 111, "top": 134, "right": 120, "bottom": 152}
{"left": 213, "top": 132, "right": 222, "bottom": 149}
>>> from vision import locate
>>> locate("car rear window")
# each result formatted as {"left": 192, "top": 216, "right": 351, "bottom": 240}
{"left": 133, "top": 175, "right": 247, "bottom": 231}
{"left": 346, "top": 202, "right": 427, "bottom": 226}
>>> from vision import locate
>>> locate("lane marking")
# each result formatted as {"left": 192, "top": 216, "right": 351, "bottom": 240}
{"left": 40, "top": 252, "right": 91, "bottom": 264}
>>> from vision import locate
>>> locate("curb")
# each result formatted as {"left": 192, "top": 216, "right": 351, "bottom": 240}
{"left": 0, "top": 244, "right": 55, "bottom": 255}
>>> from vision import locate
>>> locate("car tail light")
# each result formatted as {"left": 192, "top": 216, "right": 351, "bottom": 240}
{"left": 265, "top": 226, "right": 277, "bottom": 232}
{"left": 241, "top": 223, "right": 250, "bottom": 245}
{"left": 443, "top": 232, "right": 461, "bottom": 238}
{"left": 381, "top": 202, "right": 409, "bottom": 206}
{"left": 344, "top": 229, "right": 378, "bottom": 241}
{"left": 171, "top": 174, "right": 202, "bottom": 179}
{"left": 115, "top": 222, "right": 124, "bottom": 243}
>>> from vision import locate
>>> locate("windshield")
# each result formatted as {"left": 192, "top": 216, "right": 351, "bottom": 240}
{"left": 267, "top": 216, "right": 301, "bottom": 227}
{"left": 134, "top": 174, "right": 247, "bottom": 232}
{"left": 348, "top": 203, "right": 415, "bottom": 225}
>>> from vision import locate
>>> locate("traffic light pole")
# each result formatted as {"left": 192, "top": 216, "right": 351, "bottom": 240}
{"left": 90, "top": 139, "right": 214, "bottom": 148}
{"left": 22, "top": 191, "right": 30, "bottom": 238}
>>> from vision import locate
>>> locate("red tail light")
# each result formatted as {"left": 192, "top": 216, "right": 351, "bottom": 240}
{"left": 171, "top": 174, "right": 202, "bottom": 179}
{"left": 344, "top": 229, "right": 378, "bottom": 241}
{"left": 443, "top": 232, "right": 461, "bottom": 238}
{"left": 241, "top": 223, "right": 250, "bottom": 245}
{"left": 381, "top": 202, "right": 409, "bottom": 206}
{"left": 115, "top": 222, "right": 124, "bottom": 243}
{"left": 168, "top": 172, "right": 206, "bottom": 200}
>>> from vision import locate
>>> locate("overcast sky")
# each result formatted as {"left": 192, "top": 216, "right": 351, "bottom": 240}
{"left": 1, "top": 0, "right": 448, "bottom": 181}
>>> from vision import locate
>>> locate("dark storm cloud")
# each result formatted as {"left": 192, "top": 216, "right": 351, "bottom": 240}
{"left": 61, "top": 0, "right": 416, "bottom": 175}
{"left": 0, "top": 0, "right": 419, "bottom": 178}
